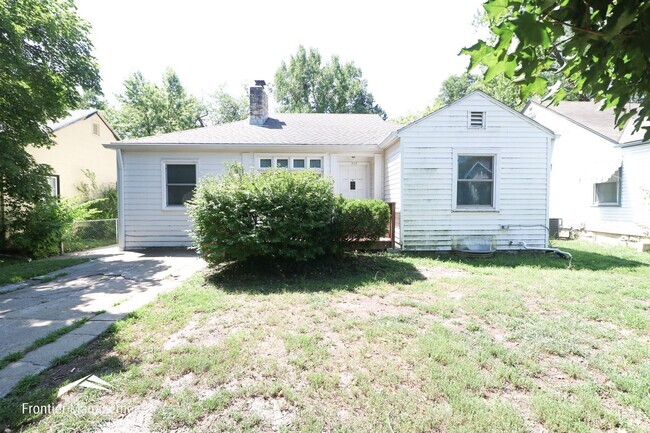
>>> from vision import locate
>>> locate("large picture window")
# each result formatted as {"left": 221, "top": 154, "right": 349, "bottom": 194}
{"left": 456, "top": 155, "right": 495, "bottom": 207}
{"left": 593, "top": 169, "right": 621, "bottom": 206}
{"left": 166, "top": 163, "right": 196, "bottom": 206}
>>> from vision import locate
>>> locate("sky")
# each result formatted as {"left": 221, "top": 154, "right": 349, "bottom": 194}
{"left": 75, "top": 0, "right": 485, "bottom": 118}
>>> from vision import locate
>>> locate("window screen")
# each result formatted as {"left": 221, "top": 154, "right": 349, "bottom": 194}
{"left": 457, "top": 155, "right": 494, "bottom": 206}
{"left": 293, "top": 159, "right": 305, "bottom": 168}
{"left": 276, "top": 158, "right": 289, "bottom": 168}
{"left": 593, "top": 170, "right": 621, "bottom": 205}
{"left": 166, "top": 164, "right": 196, "bottom": 206}
{"left": 260, "top": 158, "right": 272, "bottom": 168}
{"left": 309, "top": 159, "right": 322, "bottom": 169}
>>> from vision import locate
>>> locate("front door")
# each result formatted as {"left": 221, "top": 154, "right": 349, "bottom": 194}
{"left": 338, "top": 162, "right": 370, "bottom": 199}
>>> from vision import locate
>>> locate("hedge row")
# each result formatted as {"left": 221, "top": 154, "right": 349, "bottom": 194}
{"left": 188, "top": 164, "right": 390, "bottom": 266}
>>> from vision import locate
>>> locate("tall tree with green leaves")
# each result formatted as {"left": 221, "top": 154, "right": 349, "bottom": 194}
{"left": 206, "top": 86, "right": 249, "bottom": 125}
{"left": 108, "top": 69, "right": 203, "bottom": 139}
{"left": 273, "top": 46, "right": 386, "bottom": 118}
{"left": 462, "top": 0, "right": 650, "bottom": 139}
{"left": 0, "top": 0, "right": 101, "bottom": 246}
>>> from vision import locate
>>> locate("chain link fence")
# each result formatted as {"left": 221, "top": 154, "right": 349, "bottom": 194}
{"left": 62, "top": 218, "right": 118, "bottom": 253}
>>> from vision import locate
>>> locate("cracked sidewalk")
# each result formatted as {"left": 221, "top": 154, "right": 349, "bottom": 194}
{"left": 0, "top": 247, "right": 205, "bottom": 397}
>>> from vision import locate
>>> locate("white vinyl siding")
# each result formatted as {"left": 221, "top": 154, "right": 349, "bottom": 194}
{"left": 525, "top": 103, "right": 650, "bottom": 237}
{"left": 384, "top": 142, "right": 401, "bottom": 244}
{"left": 398, "top": 93, "right": 552, "bottom": 251}
{"left": 585, "top": 145, "right": 650, "bottom": 236}
{"left": 121, "top": 151, "right": 241, "bottom": 248}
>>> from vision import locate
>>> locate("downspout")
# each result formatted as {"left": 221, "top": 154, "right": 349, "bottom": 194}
{"left": 116, "top": 149, "right": 126, "bottom": 250}
{"left": 510, "top": 241, "right": 572, "bottom": 260}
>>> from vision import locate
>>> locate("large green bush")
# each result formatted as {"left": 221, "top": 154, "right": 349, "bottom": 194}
{"left": 189, "top": 164, "right": 393, "bottom": 266}
{"left": 8, "top": 198, "right": 98, "bottom": 258}
{"left": 189, "top": 164, "right": 337, "bottom": 265}
{"left": 333, "top": 198, "right": 390, "bottom": 245}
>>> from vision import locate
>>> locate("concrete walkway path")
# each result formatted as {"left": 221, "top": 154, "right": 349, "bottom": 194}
{"left": 0, "top": 247, "right": 205, "bottom": 397}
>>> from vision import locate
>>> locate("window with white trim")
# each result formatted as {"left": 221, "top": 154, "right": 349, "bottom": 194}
{"left": 257, "top": 156, "right": 323, "bottom": 172}
{"left": 165, "top": 163, "right": 196, "bottom": 206}
{"left": 47, "top": 175, "right": 60, "bottom": 197}
{"left": 456, "top": 155, "right": 495, "bottom": 207}
{"left": 593, "top": 169, "right": 621, "bottom": 206}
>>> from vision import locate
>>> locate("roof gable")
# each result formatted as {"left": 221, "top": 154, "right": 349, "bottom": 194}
{"left": 48, "top": 109, "right": 120, "bottom": 140}
{"left": 398, "top": 90, "right": 555, "bottom": 137}
{"left": 523, "top": 100, "right": 640, "bottom": 144}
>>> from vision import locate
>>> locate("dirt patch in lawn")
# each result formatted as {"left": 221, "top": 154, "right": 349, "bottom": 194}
{"left": 417, "top": 265, "right": 471, "bottom": 279}
{"left": 334, "top": 292, "right": 422, "bottom": 320}
{"left": 97, "top": 399, "right": 161, "bottom": 433}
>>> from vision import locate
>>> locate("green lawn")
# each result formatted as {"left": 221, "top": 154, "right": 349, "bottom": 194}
{"left": 0, "top": 257, "right": 88, "bottom": 286}
{"left": 2, "top": 241, "right": 649, "bottom": 432}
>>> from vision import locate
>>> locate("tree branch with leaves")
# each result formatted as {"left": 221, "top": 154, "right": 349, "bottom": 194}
{"left": 462, "top": 0, "right": 650, "bottom": 139}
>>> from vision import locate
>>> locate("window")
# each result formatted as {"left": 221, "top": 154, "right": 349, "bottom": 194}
{"left": 257, "top": 156, "right": 323, "bottom": 170}
{"left": 166, "top": 164, "right": 196, "bottom": 206}
{"left": 92, "top": 122, "right": 100, "bottom": 136}
{"left": 594, "top": 169, "right": 621, "bottom": 206}
{"left": 468, "top": 111, "right": 486, "bottom": 128}
{"left": 47, "top": 175, "right": 60, "bottom": 197}
{"left": 457, "top": 155, "right": 494, "bottom": 207}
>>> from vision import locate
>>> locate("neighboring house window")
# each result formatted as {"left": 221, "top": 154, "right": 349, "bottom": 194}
{"left": 165, "top": 163, "right": 196, "bottom": 206}
{"left": 259, "top": 158, "right": 272, "bottom": 168}
{"left": 92, "top": 122, "right": 100, "bottom": 136}
{"left": 468, "top": 111, "right": 486, "bottom": 128}
{"left": 594, "top": 169, "right": 621, "bottom": 206}
{"left": 456, "top": 155, "right": 495, "bottom": 207}
{"left": 293, "top": 158, "right": 305, "bottom": 168}
{"left": 309, "top": 159, "right": 322, "bottom": 169}
{"left": 276, "top": 158, "right": 289, "bottom": 168}
{"left": 47, "top": 175, "right": 60, "bottom": 197}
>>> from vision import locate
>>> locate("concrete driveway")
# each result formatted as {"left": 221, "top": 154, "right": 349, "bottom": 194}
{"left": 0, "top": 247, "right": 205, "bottom": 397}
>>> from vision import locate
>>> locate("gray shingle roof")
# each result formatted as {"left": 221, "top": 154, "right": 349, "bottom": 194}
{"left": 117, "top": 113, "right": 399, "bottom": 146}
{"left": 542, "top": 101, "right": 639, "bottom": 142}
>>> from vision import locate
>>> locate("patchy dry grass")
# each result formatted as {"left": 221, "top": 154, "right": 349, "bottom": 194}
{"left": 1, "top": 241, "right": 649, "bottom": 432}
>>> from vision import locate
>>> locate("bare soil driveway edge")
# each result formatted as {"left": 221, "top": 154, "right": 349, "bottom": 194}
{"left": 0, "top": 247, "right": 205, "bottom": 397}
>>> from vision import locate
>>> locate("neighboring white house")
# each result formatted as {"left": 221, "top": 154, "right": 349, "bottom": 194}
{"left": 523, "top": 101, "right": 650, "bottom": 244}
{"left": 104, "top": 84, "right": 555, "bottom": 251}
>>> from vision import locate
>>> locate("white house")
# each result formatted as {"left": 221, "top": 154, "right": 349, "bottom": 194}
{"left": 523, "top": 101, "right": 650, "bottom": 244}
{"left": 104, "top": 84, "right": 555, "bottom": 251}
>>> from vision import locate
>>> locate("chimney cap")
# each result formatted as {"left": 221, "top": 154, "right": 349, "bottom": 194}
{"left": 254, "top": 80, "right": 266, "bottom": 87}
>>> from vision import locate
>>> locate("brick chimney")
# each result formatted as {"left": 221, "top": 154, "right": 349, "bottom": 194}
{"left": 249, "top": 80, "right": 268, "bottom": 125}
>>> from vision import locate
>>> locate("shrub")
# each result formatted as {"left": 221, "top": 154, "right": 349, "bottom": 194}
{"left": 333, "top": 198, "right": 390, "bottom": 246}
{"left": 188, "top": 164, "right": 337, "bottom": 265}
{"left": 9, "top": 198, "right": 99, "bottom": 258}
{"left": 76, "top": 169, "right": 117, "bottom": 219}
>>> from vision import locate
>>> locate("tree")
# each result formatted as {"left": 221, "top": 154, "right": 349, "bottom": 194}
{"left": 76, "top": 89, "right": 108, "bottom": 110}
{"left": 206, "top": 86, "right": 249, "bottom": 125}
{"left": 462, "top": 0, "right": 650, "bottom": 139}
{"left": 0, "top": 0, "right": 101, "bottom": 246}
{"left": 108, "top": 69, "right": 203, "bottom": 139}
{"left": 273, "top": 46, "right": 386, "bottom": 118}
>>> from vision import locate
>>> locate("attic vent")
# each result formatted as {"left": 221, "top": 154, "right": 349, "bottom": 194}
{"left": 469, "top": 111, "right": 486, "bottom": 128}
